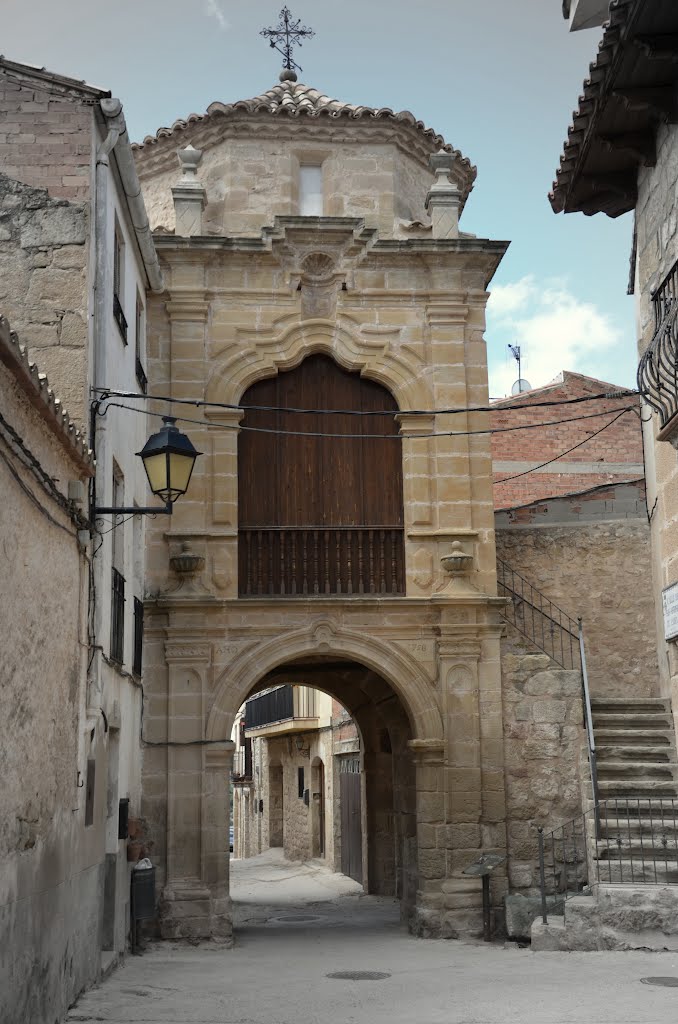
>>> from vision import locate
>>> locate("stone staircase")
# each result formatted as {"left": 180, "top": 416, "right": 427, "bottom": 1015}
{"left": 531, "top": 696, "right": 678, "bottom": 949}
{"left": 591, "top": 696, "right": 678, "bottom": 884}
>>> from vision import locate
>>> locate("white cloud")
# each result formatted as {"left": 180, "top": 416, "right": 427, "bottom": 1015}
{"left": 205, "top": 0, "right": 229, "bottom": 31}
{"left": 486, "top": 275, "right": 624, "bottom": 398}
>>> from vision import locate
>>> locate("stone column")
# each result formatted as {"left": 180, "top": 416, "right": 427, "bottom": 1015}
{"left": 203, "top": 740, "right": 235, "bottom": 942}
{"left": 172, "top": 145, "right": 206, "bottom": 237}
{"left": 425, "top": 151, "right": 461, "bottom": 240}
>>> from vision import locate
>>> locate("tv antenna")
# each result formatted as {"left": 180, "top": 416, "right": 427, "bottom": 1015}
{"left": 508, "top": 343, "right": 531, "bottom": 395}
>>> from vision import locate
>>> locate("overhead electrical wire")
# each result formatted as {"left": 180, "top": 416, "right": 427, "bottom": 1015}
{"left": 99, "top": 399, "right": 638, "bottom": 442}
{"left": 91, "top": 386, "right": 638, "bottom": 419}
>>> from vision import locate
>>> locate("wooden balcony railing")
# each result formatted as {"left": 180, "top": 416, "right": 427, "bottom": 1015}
{"left": 239, "top": 526, "right": 405, "bottom": 597}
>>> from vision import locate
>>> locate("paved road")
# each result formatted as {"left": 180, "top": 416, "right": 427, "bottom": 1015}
{"left": 68, "top": 850, "right": 678, "bottom": 1024}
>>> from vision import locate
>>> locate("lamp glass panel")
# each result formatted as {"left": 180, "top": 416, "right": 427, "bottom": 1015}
{"left": 167, "top": 451, "right": 195, "bottom": 496}
{"left": 142, "top": 452, "right": 169, "bottom": 496}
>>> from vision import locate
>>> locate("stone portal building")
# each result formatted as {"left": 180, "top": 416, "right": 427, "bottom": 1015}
{"left": 137, "top": 72, "right": 509, "bottom": 940}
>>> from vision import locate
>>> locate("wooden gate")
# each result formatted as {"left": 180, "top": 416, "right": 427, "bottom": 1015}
{"left": 340, "top": 757, "right": 362, "bottom": 884}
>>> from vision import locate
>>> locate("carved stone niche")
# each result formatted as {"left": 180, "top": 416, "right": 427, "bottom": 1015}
{"left": 299, "top": 250, "right": 341, "bottom": 319}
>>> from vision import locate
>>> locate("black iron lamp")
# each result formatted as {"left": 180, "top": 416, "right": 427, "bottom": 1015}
{"left": 94, "top": 417, "right": 201, "bottom": 517}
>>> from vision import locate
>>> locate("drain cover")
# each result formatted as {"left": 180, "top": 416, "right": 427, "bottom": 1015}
{"left": 640, "top": 977, "right": 678, "bottom": 988}
{"left": 326, "top": 971, "right": 391, "bottom": 981}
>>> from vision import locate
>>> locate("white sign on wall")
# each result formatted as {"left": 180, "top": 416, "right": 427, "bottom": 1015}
{"left": 662, "top": 582, "right": 678, "bottom": 642}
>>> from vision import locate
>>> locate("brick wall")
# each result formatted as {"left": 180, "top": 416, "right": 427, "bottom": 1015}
{"left": 491, "top": 372, "right": 643, "bottom": 510}
{"left": 0, "top": 66, "right": 94, "bottom": 202}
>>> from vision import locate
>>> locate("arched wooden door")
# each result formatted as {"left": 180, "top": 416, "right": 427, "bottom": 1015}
{"left": 238, "top": 354, "right": 404, "bottom": 595}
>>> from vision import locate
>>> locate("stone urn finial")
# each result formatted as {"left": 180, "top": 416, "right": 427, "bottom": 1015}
{"left": 440, "top": 541, "right": 475, "bottom": 594}
{"left": 169, "top": 542, "right": 207, "bottom": 594}
{"left": 177, "top": 144, "right": 203, "bottom": 181}
{"left": 426, "top": 150, "right": 461, "bottom": 239}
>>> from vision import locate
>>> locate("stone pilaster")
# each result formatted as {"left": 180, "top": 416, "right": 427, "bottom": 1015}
{"left": 160, "top": 641, "right": 212, "bottom": 940}
{"left": 203, "top": 741, "right": 235, "bottom": 942}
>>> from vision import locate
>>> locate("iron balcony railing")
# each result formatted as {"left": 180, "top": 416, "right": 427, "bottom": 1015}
{"left": 244, "top": 685, "right": 317, "bottom": 731}
{"left": 497, "top": 559, "right": 599, "bottom": 814}
{"left": 239, "top": 526, "right": 405, "bottom": 597}
{"left": 133, "top": 596, "right": 143, "bottom": 676}
{"left": 537, "top": 797, "right": 678, "bottom": 921}
{"left": 638, "top": 258, "right": 678, "bottom": 429}
{"left": 110, "top": 568, "right": 125, "bottom": 665}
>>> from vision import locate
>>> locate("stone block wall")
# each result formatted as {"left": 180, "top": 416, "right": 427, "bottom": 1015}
{"left": 502, "top": 654, "right": 584, "bottom": 894}
{"left": 637, "top": 120, "right": 678, "bottom": 719}
{"left": 0, "top": 322, "right": 99, "bottom": 1024}
{"left": 0, "top": 172, "right": 89, "bottom": 423}
{"left": 496, "top": 505, "right": 658, "bottom": 696}
{"left": 0, "top": 67, "right": 93, "bottom": 201}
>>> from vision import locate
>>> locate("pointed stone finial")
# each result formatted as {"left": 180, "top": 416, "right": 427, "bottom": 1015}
{"left": 425, "top": 150, "right": 461, "bottom": 239}
{"left": 172, "top": 145, "right": 206, "bottom": 237}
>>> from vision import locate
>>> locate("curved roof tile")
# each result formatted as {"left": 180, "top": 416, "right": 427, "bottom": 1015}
{"left": 133, "top": 77, "right": 476, "bottom": 194}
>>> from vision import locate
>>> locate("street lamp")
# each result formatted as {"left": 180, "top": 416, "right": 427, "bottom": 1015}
{"left": 93, "top": 416, "right": 201, "bottom": 517}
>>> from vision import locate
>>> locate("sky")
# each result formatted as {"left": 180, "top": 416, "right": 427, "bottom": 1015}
{"left": 2, "top": 0, "right": 636, "bottom": 397}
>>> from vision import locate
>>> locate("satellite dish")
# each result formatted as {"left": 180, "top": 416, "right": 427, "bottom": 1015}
{"left": 511, "top": 378, "right": 532, "bottom": 396}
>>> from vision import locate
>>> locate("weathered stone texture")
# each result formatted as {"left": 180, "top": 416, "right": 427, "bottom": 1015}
{"left": 636, "top": 120, "right": 678, "bottom": 729}
{"left": 502, "top": 654, "right": 584, "bottom": 895}
{"left": 0, "top": 69, "right": 93, "bottom": 201}
{"left": 0, "top": 173, "right": 89, "bottom": 423}
{"left": 0, "top": 334, "right": 97, "bottom": 1024}
{"left": 496, "top": 520, "right": 658, "bottom": 696}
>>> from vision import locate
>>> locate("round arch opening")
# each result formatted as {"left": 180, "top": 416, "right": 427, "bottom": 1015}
{"left": 230, "top": 654, "right": 419, "bottom": 924}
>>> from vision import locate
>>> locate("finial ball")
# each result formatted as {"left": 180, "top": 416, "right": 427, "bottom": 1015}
{"left": 279, "top": 68, "right": 298, "bottom": 82}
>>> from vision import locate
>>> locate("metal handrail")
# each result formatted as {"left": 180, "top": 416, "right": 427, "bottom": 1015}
{"left": 498, "top": 559, "right": 598, "bottom": 822}
{"left": 497, "top": 558, "right": 580, "bottom": 671}
{"left": 578, "top": 618, "right": 600, "bottom": 829}
{"left": 538, "top": 797, "right": 678, "bottom": 923}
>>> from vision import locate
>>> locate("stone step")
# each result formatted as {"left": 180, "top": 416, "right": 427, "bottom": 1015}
{"left": 596, "top": 835, "right": 678, "bottom": 856}
{"left": 591, "top": 698, "right": 671, "bottom": 712}
{"left": 592, "top": 860, "right": 678, "bottom": 884}
{"left": 592, "top": 713, "right": 673, "bottom": 730}
{"left": 594, "top": 733, "right": 675, "bottom": 749}
{"left": 598, "top": 819, "right": 678, "bottom": 840}
{"left": 598, "top": 779, "right": 678, "bottom": 797}
{"left": 596, "top": 762, "right": 678, "bottom": 780}
{"left": 599, "top": 798, "right": 678, "bottom": 815}
{"left": 596, "top": 745, "right": 676, "bottom": 763}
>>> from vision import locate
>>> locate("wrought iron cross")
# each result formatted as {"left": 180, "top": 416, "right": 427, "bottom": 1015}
{"left": 260, "top": 7, "right": 314, "bottom": 74}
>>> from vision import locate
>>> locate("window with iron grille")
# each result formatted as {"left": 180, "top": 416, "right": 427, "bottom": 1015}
{"left": 113, "top": 222, "right": 128, "bottom": 343}
{"left": 110, "top": 568, "right": 125, "bottom": 665}
{"left": 135, "top": 291, "right": 147, "bottom": 393}
{"left": 133, "top": 596, "right": 143, "bottom": 676}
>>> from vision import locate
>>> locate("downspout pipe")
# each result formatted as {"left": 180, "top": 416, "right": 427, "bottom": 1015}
{"left": 99, "top": 97, "right": 164, "bottom": 294}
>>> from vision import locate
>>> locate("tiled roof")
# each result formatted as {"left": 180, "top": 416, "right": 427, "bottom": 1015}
{"left": 133, "top": 75, "right": 476, "bottom": 200}
{"left": 550, "top": 0, "right": 678, "bottom": 217}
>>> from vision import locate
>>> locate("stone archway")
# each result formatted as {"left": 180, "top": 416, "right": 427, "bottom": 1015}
{"left": 230, "top": 655, "right": 421, "bottom": 925}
